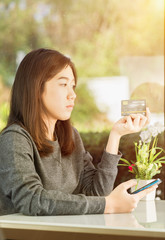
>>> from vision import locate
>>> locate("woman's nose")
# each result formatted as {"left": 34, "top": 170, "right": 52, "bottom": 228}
{"left": 67, "top": 88, "right": 76, "bottom": 100}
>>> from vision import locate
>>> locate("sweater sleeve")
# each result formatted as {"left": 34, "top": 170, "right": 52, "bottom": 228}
{"left": 73, "top": 129, "right": 122, "bottom": 197}
{"left": 0, "top": 129, "right": 105, "bottom": 216}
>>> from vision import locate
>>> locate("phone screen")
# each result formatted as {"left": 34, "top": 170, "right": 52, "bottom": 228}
{"left": 131, "top": 178, "right": 162, "bottom": 194}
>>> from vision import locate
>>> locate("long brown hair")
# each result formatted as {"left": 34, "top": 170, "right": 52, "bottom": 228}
{"left": 6, "top": 48, "right": 77, "bottom": 157}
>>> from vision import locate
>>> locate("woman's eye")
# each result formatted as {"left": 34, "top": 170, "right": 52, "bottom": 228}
{"left": 60, "top": 83, "right": 67, "bottom": 87}
{"left": 59, "top": 83, "right": 76, "bottom": 88}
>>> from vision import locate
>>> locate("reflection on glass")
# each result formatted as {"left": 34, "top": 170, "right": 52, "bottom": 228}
{"left": 104, "top": 213, "right": 144, "bottom": 229}
{"left": 134, "top": 200, "right": 157, "bottom": 224}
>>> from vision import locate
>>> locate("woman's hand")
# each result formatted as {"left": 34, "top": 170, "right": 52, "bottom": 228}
{"left": 105, "top": 108, "right": 150, "bottom": 154}
{"left": 104, "top": 179, "right": 157, "bottom": 214}
{"left": 111, "top": 107, "right": 150, "bottom": 138}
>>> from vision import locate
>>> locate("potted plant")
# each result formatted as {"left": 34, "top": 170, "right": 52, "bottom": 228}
{"left": 119, "top": 122, "right": 165, "bottom": 200}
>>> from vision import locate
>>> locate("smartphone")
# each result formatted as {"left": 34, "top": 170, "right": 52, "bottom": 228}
{"left": 131, "top": 178, "right": 162, "bottom": 194}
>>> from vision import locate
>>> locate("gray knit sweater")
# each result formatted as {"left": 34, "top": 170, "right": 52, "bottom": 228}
{"left": 0, "top": 124, "right": 121, "bottom": 216}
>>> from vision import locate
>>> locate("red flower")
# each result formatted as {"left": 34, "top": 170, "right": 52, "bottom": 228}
{"left": 128, "top": 164, "right": 135, "bottom": 172}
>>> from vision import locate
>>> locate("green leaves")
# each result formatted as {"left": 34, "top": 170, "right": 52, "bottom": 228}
{"left": 119, "top": 127, "right": 165, "bottom": 180}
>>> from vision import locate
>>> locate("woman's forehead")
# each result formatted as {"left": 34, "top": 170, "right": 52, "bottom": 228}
{"left": 55, "top": 65, "right": 75, "bottom": 80}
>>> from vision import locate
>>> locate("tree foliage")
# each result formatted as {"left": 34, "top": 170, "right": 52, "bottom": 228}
{"left": 0, "top": 0, "right": 163, "bottom": 83}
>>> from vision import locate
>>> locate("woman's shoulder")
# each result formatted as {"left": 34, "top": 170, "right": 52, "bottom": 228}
{"left": 71, "top": 126, "right": 84, "bottom": 147}
{"left": 1, "top": 123, "right": 28, "bottom": 135}
{"left": 0, "top": 124, "right": 33, "bottom": 146}
{"left": 72, "top": 126, "right": 80, "bottom": 139}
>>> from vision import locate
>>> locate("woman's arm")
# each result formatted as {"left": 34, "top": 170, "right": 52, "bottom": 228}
{"left": 73, "top": 128, "right": 121, "bottom": 197}
{"left": 77, "top": 150, "right": 121, "bottom": 196}
{"left": 0, "top": 129, "right": 105, "bottom": 216}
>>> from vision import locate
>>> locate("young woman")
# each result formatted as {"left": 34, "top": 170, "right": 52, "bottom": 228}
{"left": 0, "top": 48, "right": 156, "bottom": 216}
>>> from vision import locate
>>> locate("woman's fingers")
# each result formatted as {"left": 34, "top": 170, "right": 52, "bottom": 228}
{"left": 124, "top": 115, "right": 143, "bottom": 132}
{"left": 112, "top": 107, "right": 151, "bottom": 137}
{"left": 135, "top": 184, "right": 158, "bottom": 201}
{"left": 145, "top": 107, "right": 151, "bottom": 126}
{"left": 124, "top": 116, "right": 134, "bottom": 130}
{"left": 129, "top": 112, "right": 149, "bottom": 130}
{"left": 139, "top": 116, "right": 147, "bottom": 128}
{"left": 133, "top": 115, "right": 141, "bottom": 129}
{"left": 121, "top": 179, "right": 138, "bottom": 190}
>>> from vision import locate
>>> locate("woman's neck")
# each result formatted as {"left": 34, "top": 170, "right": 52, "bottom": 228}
{"left": 43, "top": 117, "right": 57, "bottom": 141}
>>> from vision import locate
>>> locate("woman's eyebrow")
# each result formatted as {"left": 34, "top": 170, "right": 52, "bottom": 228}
{"left": 57, "top": 76, "right": 75, "bottom": 82}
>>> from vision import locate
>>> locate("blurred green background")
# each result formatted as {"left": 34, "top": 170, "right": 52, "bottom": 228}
{"left": 0, "top": 0, "right": 164, "bottom": 131}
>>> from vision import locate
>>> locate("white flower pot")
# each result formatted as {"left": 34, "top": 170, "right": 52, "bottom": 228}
{"left": 131, "top": 179, "right": 156, "bottom": 201}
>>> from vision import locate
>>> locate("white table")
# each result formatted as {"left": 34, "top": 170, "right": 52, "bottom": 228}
{"left": 0, "top": 200, "right": 165, "bottom": 240}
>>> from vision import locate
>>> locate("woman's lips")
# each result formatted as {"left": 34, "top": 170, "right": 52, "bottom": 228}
{"left": 66, "top": 105, "right": 74, "bottom": 109}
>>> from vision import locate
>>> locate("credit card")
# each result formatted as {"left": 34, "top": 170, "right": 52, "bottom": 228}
{"left": 121, "top": 99, "right": 146, "bottom": 116}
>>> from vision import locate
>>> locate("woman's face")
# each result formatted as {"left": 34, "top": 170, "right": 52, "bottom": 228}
{"left": 42, "top": 65, "right": 76, "bottom": 124}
